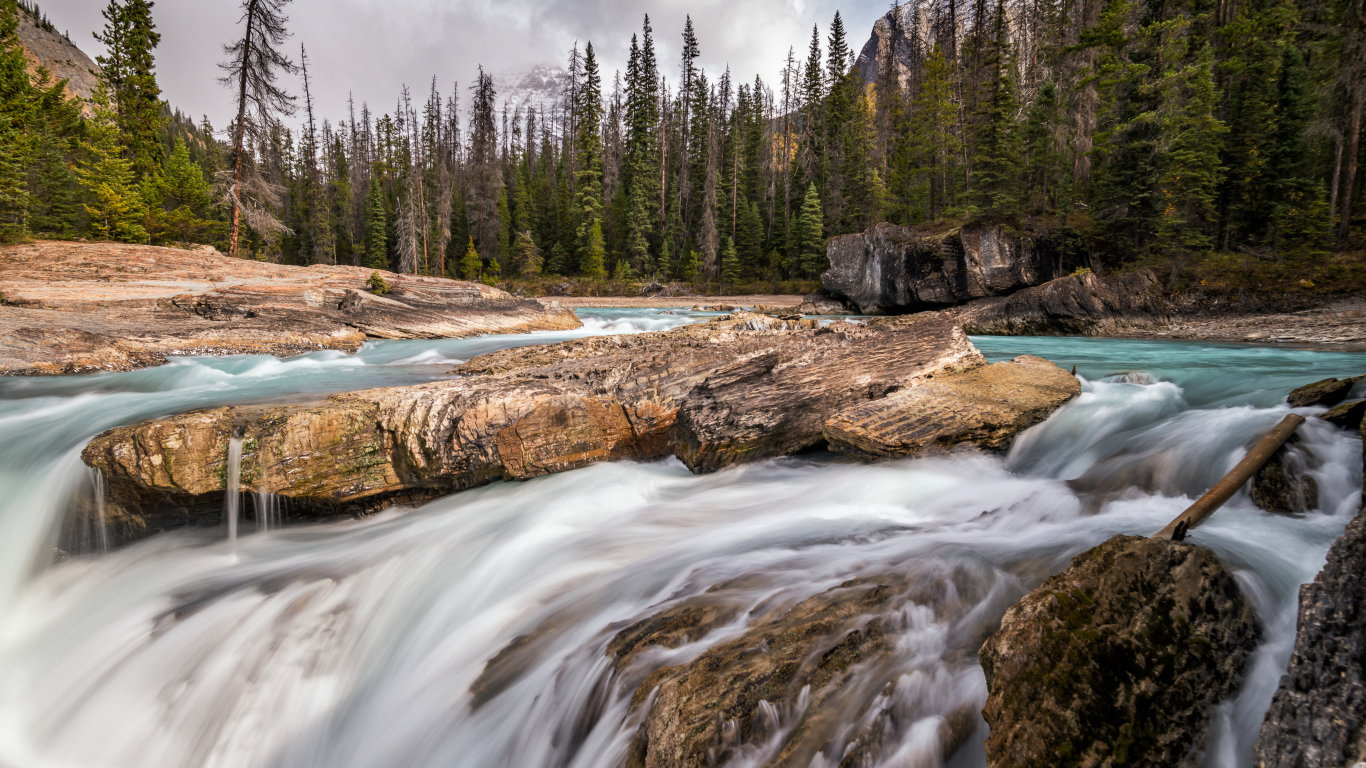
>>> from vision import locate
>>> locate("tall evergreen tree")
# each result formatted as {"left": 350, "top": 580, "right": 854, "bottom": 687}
{"left": 94, "top": 0, "right": 164, "bottom": 182}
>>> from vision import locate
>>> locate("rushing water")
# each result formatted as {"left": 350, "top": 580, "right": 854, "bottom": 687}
{"left": 0, "top": 312, "right": 1362, "bottom": 768}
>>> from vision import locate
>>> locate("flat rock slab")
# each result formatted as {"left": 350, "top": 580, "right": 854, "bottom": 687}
{"left": 979, "top": 535, "right": 1260, "bottom": 768}
{"left": 823, "top": 354, "right": 1080, "bottom": 460}
{"left": 0, "top": 241, "right": 580, "bottom": 375}
{"left": 84, "top": 312, "right": 1008, "bottom": 543}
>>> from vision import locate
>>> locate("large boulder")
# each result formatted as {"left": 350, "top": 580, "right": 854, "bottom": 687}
{"left": 979, "top": 535, "right": 1261, "bottom": 768}
{"left": 1251, "top": 418, "right": 1366, "bottom": 767}
{"left": 595, "top": 574, "right": 982, "bottom": 768}
{"left": 821, "top": 222, "right": 1069, "bottom": 315}
{"left": 956, "top": 269, "right": 1170, "bottom": 337}
{"left": 1286, "top": 375, "right": 1364, "bottom": 408}
{"left": 0, "top": 240, "right": 580, "bottom": 375}
{"left": 824, "top": 354, "right": 1080, "bottom": 460}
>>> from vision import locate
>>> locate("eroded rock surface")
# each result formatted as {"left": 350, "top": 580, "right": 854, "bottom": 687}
{"left": 602, "top": 572, "right": 985, "bottom": 768}
{"left": 821, "top": 222, "right": 1071, "bottom": 315}
{"left": 823, "top": 354, "right": 1080, "bottom": 460}
{"left": 956, "top": 269, "right": 1170, "bottom": 337}
{"left": 980, "top": 535, "right": 1261, "bottom": 768}
{"left": 84, "top": 312, "right": 1059, "bottom": 542}
{"left": 1252, "top": 419, "right": 1366, "bottom": 767}
{"left": 0, "top": 241, "right": 580, "bottom": 375}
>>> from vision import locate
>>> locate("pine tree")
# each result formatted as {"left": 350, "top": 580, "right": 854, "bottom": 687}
{"left": 364, "top": 180, "right": 388, "bottom": 269}
{"left": 513, "top": 230, "right": 542, "bottom": 276}
{"left": 459, "top": 235, "right": 480, "bottom": 279}
{"left": 158, "top": 138, "right": 214, "bottom": 242}
{"left": 77, "top": 86, "right": 149, "bottom": 243}
{"left": 971, "top": 0, "right": 1022, "bottom": 216}
{"left": 719, "top": 236, "right": 740, "bottom": 283}
{"left": 94, "top": 0, "right": 164, "bottom": 182}
{"left": 574, "top": 41, "right": 605, "bottom": 267}
{"left": 582, "top": 220, "right": 608, "bottom": 279}
{"left": 496, "top": 188, "right": 511, "bottom": 267}
{"left": 1156, "top": 43, "right": 1226, "bottom": 263}
{"left": 0, "top": 0, "right": 33, "bottom": 239}
{"left": 796, "top": 183, "right": 825, "bottom": 277}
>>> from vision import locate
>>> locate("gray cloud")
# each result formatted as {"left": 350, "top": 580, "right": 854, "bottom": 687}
{"left": 36, "top": 0, "right": 886, "bottom": 129}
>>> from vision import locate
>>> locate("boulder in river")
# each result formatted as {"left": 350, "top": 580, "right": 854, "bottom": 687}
{"left": 1286, "top": 375, "right": 1364, "bottom": 408}
{"left": 0, "top": 240, "right": 580, "bottom": 375}
{"left": 1320, "top": 398, "right": 1366, "bottom": 431}
{"left": 979, "top": 535, "right": 1261, "bottom": 768}
{"left": 823, "top": 354, "right": 1080, "bottom": 460}
{"left": 955, "top": 269, "right": 1171, "bottom": 337}
{"left": 1251, "top": 418, "right": 1366, "bottom": 767}
{"left": 1251, "top": 436, "right": 1320, "bottom": 515}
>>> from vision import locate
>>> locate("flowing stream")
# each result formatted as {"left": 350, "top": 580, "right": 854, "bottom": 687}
{"left": 0, "top": 309, "right": 1362, "bottom": 768}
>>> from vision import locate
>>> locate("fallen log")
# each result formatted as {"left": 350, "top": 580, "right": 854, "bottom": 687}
{"left": 1153, "top": 414, "right": 1306, "bottom": 540}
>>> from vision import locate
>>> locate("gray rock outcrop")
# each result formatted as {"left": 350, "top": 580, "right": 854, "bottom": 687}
{"left": 821, "top": 222, "right": 1070, "bottom": 315}
{"left": 956, "top": 269, "right": 1171, "bottom": 336}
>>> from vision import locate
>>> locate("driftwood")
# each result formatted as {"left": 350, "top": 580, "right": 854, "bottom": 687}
{"left": 1154, "top": 414, "right": 1306, "bottom": 540}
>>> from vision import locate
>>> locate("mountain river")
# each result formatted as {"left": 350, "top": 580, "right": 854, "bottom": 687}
{"left": 0, "top": 308, "right": 1361, "bottom": 768}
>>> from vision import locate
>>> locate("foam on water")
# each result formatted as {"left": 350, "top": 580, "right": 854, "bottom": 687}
{"left": 0, "top": 318, "right": 1361, "bottom": 768}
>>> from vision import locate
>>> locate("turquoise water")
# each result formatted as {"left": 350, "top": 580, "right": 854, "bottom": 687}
{"left": 0, "top": 311, "right": 1360, "bottom": 768}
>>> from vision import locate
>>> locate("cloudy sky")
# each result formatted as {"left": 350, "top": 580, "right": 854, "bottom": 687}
{"left": 37, "top": 0, "right": 890, "bottom": 129}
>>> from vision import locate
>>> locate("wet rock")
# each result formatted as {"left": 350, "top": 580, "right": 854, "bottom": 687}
{"left": 823, "top": 354, "right": 1080, "bottom": 460}
{"left": 1320, "top": 399, "right": 1366, "bottom": 431}
{"left": 794, "top": 292, "right": 850, "bottom": 316}
{"left": 614, "top": 574, "right": 982, "bottom": 768}
{"left": 84, "top": 312, "right": 1005, "bottom": 539}
{"left": 1287, "top": 375, "right": 1364, "bottom": 408}
{"left": 821, "top": 222, "right": 1070, "bottom": 315}
{"left": 955, "top": 269, "right": 1171, "bottom": 336}
{"left": 0, "top": 241, "right": 580, "bottom": 375}
{"left": 1251, "top": 421, "right": 1366, "bottom": 767}
{"left": 979, "top": 535, "right": 1261, "bottom": 768}
{"left": 1251, "top": 436, "right": 1320, "bottom": 514}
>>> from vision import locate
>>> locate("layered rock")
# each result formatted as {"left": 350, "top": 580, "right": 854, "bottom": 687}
{"left": 1252, "top": 419, "right": 1366, "bottom": 767}
{"left": 597, "top": 572, "right": 983, "bottom": 768}
{"left": 83, "top": 312, "right": 1010, "bottom": 540}
{"left": 821, "top": 222, "right": 1072, "bottom": 315}
{"left": 0, "top": 241, "right": 580, "bottom": 375}
{"left": 955, "top": 269, "right": 1171, "bottom": 336}
{"left": 979, "top": 535, "right": 1261, "bottom": 768}
{"left": 824, "top": 354, "right": 1079, "bottom": 460}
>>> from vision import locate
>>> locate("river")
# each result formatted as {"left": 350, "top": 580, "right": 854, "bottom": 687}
{"left": 0, "top": 308, "right": 1361, "bottom": 768}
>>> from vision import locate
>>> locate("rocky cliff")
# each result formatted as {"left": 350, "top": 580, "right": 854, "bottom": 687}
{"left": 821, "top": 222, "right": 1075, "bottom": 315}
{"left": 17, "top": 6, "right": 99, "bottom": 106}
{"left": 80, "top": 312, "right": 1079, "bottom": 544}
{"left": 0, "top": 241, "right": 580, "bottom": 375}
{"left": 955, "top": 269, "right": 1172, "bottom": 336}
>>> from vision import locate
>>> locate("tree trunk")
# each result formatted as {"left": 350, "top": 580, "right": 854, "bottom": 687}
{"left": 1341, "top": 80, "right": 1364, "bottom": 246}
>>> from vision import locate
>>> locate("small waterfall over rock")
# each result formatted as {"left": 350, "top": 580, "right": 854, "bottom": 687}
{"left": 225, "top": 427, "right": 244, "bottom": 551}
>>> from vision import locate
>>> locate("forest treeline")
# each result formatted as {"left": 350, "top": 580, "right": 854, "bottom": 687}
{"left": 0, "top": 0, "right": 1362, "bottom": 284}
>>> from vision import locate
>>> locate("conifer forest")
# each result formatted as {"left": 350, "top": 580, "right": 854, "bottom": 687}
{"left": 1, "top": 0, "right": 1364, "bottom": 285}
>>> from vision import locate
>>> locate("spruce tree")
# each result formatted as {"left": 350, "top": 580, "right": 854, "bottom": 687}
{"left": 459, "top": 236, "right": 480, "bottom": 280}
{"left": 94, "top": 0, "right": 164, "bottom": 182}
{"left": 364, "top": 181, "right": 388, "bottom": 269}
{"left": 796, "top": 183, "right": 825, "bottom": 277}
{"left": 0, "top": 0, "right": 33, "bottom": 239}
{"left": 513, "top": 230, "right": 542, "bottom": 276}
{"left": 719, "top": 236, "right": 740, "bottom": 283}
{"left": 582, "top": 220, "right": 608, "bottom": 279}
{"left": 574, "top": 42, "right": 605, "bottom": 265}
{"left": 1156, "top": 43, "right": 1225, "bottom": 263}
{"left": 77, "top": 86, "right": 149, "bottom": 243}
{"left": 971, "top": 0, "right": 1022, "bottom": 216}
{"left": 158, "top": 138, "right": 214, "bottom": 242}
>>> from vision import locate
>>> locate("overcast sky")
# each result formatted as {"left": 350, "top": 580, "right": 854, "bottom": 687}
{"left": 36, "top": 0, "right": 889, "bottom": 129}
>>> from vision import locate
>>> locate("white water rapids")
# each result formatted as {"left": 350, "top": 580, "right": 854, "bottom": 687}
{"left": 0, "top": 309, "right": 1362, "bottom": 768}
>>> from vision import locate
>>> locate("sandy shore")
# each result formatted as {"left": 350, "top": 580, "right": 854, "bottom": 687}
{"left": 537, "top": 294, "right": 805, "bottom": 309}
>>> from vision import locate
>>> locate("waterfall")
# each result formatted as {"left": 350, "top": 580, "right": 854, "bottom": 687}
{"left": 226, "top": 428, "right": 244, "bottom": 552}
{"left": 91, "top": 467, "right": 108, "bottom": 554}
{"left": 255, "top": 466, "right": 279, "bottom": 532}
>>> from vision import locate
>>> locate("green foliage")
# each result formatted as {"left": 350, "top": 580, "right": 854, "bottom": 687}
{"left": 364, "top": 181, "right": 388, "bottom": 270}
{"left": 366, "top": 270, "right": 390, "bottom": 295}
{"left": 77, "top": 86, "right": 149, "bottom": 243}
{"left": 513, "top": 230, "right": 542, "bottom": 277}
{"left": 94, "top": 0, "right": 165, "bottom": 182}
{"left": 796, "top": 184, "right": 825, "bottom": 277}
{"left": 719, "top": 236, "right": 739, "bottom": 283}
{"left": 459, "top": 236, "right": 481, "bottom": 280}
{"left": 582, "top": 221, "right": 608, "bottom": 279}
{"left": 155, "top": 138, "right": 215, "bottom": 242}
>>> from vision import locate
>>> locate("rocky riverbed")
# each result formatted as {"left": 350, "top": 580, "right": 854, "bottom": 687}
{"left": 79, "top": 311, "right": 1081, "bottom": 545}
{"left": 0, "top": 241, "right": 581, "bottom": 375}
